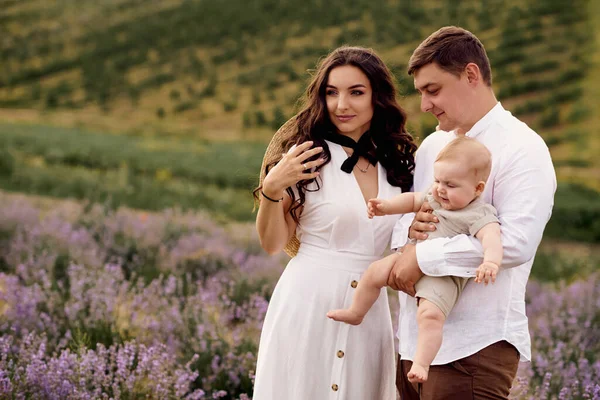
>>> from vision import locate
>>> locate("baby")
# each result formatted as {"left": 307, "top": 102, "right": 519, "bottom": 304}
{"left": 327, "top": 136, "right": 502, "bottom": 383}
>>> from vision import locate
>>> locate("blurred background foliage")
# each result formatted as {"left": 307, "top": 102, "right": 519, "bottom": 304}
{"left": 0, "top": 0, "right": 599, "bottom": 237}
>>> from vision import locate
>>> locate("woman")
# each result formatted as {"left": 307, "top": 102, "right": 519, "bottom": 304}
{"left": 253, "top": 46, "right": 416, "bottom": 399}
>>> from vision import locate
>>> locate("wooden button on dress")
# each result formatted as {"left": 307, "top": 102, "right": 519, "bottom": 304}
{"left": 337, "top": 350, "right": 345, "bottom": 358}
{"left": 331, "top": 384, "right": 339, "bottom": 391}
{"left": 350, "top": 280, "right": 358, "bottom": 288}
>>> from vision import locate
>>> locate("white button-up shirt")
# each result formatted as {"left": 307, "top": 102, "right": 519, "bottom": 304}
{"left": 391, "top": 102, "right": 556, "bottom": 364}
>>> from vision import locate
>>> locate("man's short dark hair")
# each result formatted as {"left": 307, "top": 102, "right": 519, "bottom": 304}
{"left": 408, "top": 26, "right": 493, "bottom": 86}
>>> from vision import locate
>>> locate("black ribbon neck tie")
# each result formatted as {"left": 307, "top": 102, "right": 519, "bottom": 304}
{"left": 322, "top": 131, "right": 377, "bottom": 173}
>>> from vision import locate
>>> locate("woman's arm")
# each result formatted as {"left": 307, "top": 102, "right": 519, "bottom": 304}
{"left": 256, "top": 141, "right": 323, "bottom": 255}
{"left": 256, "top": 192, "right": 298, "bottom": 255}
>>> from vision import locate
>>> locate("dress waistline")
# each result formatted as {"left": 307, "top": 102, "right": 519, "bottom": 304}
{"left": 294, "top": 243, "right": 379, "bottom": 274}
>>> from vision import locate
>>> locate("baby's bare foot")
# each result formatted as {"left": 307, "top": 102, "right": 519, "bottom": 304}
{"left": 326, "top": 309, "right": 364, "bottom": 325}
{"left": 407, "top": 363, "right": 429, "bottom": 383}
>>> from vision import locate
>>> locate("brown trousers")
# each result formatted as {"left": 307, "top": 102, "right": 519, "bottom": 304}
{"left": 396, "top": 341, "right": 520, "bottom": 400}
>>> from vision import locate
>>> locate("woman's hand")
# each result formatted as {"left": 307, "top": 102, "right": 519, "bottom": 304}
{"left": 408, "top": 201, "right": 438, "bottom": 241}
{"left": 262, "top": 141, "right": 324, "bottom": 198}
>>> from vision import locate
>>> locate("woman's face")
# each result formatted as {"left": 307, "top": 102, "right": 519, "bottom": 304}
{"left": 325, "top": 65, "right": 374, "bottom": 141}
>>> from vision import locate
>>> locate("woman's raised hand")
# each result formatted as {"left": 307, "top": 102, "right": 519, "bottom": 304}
{"left": 262, "top": 141, "right": 324, "bottom": 198}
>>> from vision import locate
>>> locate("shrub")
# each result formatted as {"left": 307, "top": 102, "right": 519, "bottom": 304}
{"left": 255, "top": 110, "right": 267, "bottom": 126}
{"left": 0, "top": 147, "right": 15, "bottom": 177}
{"left": 549, "top": 86, "right": 583, "bottom": 105}
{"left": 538, "top": 107, "right": 560, "bottom": 128}
{"left": 242, "top": 111, "right": 252, "bottom": 129}
{"left": 170, "top": 89, "right": 181, "bottom": 100}
{"left": 200, "top": 75, "right": 217, "bottom": 98}
{"left": 223, "top": 98, "right": 238, "bottom": 112}
{"left": 520, "top": 60, "right": 559, "bottom": 75}
{"left": 29, "top": 83, "right": 42, "bottom": 101}
{"left": 135, "top": 72, "right": 176, "bottom": 91}
{"left": 498, "top": 79, "right": 551, "bottom": 98}
{"left": 128, "top": 86, "right": 140, "bottom": 106}
{"left": 557, "top": 68, "right": 585, "bottom": 85}
{"left": 173, "top": 101, "right": 196, "bottom": 113}
{"left": 419, "top": 116, "right": 438, "bottom": 139}
{"left": 271, "top": 106, "right": 287, "bottom": 130}
{"left": 567, "top": 103, "right": 591, "bottom": 123}
{"left": 545, "top": 183, "right": 600, "bottom": 242}
{"left": 513, "top": 99, "right": 545, "bottom": 116}
{"left": 543, "top": 129, "right": 580, "bottom": 148}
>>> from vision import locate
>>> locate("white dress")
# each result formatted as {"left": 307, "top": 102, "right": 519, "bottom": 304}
{"left": 253, "top": 140, "right": 402, "bottom": 400}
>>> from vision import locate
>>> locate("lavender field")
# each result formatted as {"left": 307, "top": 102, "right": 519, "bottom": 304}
{"left": 0, "top": 194, "right": 598, "bottom": 399}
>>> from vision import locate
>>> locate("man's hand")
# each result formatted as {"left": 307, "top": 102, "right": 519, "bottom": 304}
{"left": 475, "top": 261, "right": 499, "bottom": 285}
{"left": 408, "top": 201, "right": 438, "bottom": 241}
{"left": 386, "top": 244, "right": 424, "bottom": 296}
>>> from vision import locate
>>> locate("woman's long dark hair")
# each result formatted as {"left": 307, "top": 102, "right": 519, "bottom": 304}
{"left": 255, "top": 46, "right": 417, "bottom": 223}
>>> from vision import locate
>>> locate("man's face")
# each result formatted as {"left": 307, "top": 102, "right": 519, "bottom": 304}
{"left": 414, "top": 63, "right": 474, "bottom": 133}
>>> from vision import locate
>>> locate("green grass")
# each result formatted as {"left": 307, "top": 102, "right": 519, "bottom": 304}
{"left": 531, "top": 250, "right": 600, "bottom": 283}
{"left": 0, "top": 123, "right": 264, "bottom": 189}
{"left": 0, "top": 123, "right": 261, "bottom": 221}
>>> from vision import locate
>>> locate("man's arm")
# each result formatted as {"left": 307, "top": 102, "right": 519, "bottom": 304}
{"left": 416, "top": 143, "right": 556, "bottom": 278}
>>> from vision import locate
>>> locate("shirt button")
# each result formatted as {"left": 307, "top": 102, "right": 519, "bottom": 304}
{"left": 337, "top": 350, "right": 344, "bottom": 358}
{"left": 350, "top": 280, "right": 358, "bottom": 288}
{"left": 332, "top": 384, "right": 339, "bottom": 391}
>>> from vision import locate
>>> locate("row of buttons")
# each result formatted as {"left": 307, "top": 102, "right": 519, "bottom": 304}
{"left": 332, "top": 348, "right": 345, "bottom": 391}
{"left": 331, "top": 279, "right": 358, "bottom": 392}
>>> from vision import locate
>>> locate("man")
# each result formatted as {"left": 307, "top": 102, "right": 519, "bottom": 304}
{"left": 390, "top": 26, "right": 556, "bottom": 399}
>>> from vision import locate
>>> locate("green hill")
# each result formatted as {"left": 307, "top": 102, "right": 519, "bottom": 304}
{"left": 0, "top": 0, "right": 599, "bottom": 232}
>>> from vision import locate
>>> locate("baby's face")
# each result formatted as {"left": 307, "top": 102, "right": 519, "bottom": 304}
{"left": 432, "top": 160, "right": 480, "bottom": 210}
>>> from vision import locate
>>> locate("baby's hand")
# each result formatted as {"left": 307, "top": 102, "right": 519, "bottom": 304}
{"left": 475, "top": 261, "right": 499, "bottom": 285}
{"left": 367, "top": 198, "right": 388, "bottom": 218}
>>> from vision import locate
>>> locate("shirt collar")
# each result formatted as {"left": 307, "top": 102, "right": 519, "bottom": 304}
{"left": 461, "top": 102, "right": 504, "bottom": 139}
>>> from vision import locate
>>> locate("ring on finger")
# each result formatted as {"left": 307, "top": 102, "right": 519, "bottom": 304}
{"left": 303, "top": 163, "right": 307, "bottom": 170}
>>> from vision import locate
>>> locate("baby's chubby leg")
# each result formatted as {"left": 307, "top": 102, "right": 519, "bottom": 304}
{"left": 407, "top": 299, "right": 446, "bottom": 383}
{"left": 327, "top": 252, "right": 399, "bottom": 325}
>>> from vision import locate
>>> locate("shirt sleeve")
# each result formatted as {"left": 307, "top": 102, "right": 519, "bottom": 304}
{"left": 416, "top": 141, "right": 556, "bottom": 278}
{"left": 391, "top": 213, "right": 415, "bottom": 250}
{"left": 468, "top": 203, "right": 499, "bottom": 236}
